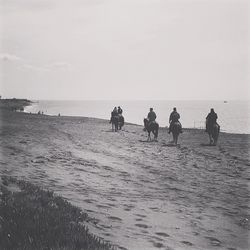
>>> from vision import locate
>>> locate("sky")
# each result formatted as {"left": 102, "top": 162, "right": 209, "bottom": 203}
{"left": 0, "top": 0, "right": 249, "bottom": 100}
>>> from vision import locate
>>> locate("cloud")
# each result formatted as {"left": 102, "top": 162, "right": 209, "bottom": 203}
{"left": 0, "top": 53, "right": 22, "bottom": 62}
{"left": 0, "top": 53, "right": 71, "bottom": 72}
{"left": 47, "top": 62, "right": 72, "bottom": 70}
{"left": 21, "top": 64, "right": 49, "bottom": 72}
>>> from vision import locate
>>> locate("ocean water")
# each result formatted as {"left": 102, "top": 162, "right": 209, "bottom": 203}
{"left": 25, "top": 100, "right": 250, "bottom": 134}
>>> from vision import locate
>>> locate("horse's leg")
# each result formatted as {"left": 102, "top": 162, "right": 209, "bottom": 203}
{"left": 147, "top": 132, "right": 151, "bottom": 141}
{"left": 175, "top": 133, "right": 179, "bottom": 145}
{"left": 213, "top": 132, "right": 218, "bottom": 146}
{"left": 209, "top": 134, "right": 213, "bottom": 145}
{"left": 115, "top": 119, "right": 118, "bottom": 132}
{"left": 155, "top": 125, "right": 159, "bottom": 140}
{"left": 152, "top": 130, "right": 158, "bottom": 141}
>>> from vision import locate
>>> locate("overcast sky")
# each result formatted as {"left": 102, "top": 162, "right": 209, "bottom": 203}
{"left": 0, "top": 0, "right": 249, "bottom": 100}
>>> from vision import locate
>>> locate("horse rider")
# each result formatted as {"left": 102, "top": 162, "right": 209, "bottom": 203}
{"left": 118, "top": 106, "right": 123, "bottom": 115}
{"left": 205, "top": 108, "right": 219, "bottom": 132}
{"left": 147, "top": 107, "right": 157, "bottom": 126}
{"left": 110, "top": 107, "right": 118, "bottom": 123}
{"left": 168, "top": 107, "right": 182, "bottom": 133}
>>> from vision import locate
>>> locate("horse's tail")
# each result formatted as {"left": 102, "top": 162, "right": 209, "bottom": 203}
{"left": 214, "top": 124, "right": 220, "bottom": 137}
{"left": 155, "top": 123, "right": 159, "bottom": 138}
{"left": 172, "top": 122, "right": 181, "bottom": 135}
{"left": 120, "top": 115, "right": 124, "bottom": 126}
{"left": 143, "top": 118, "right": 148, "bottom": 129}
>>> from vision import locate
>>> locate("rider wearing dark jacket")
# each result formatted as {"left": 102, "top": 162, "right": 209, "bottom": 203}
{"left": 168, "top": 107, "right": 182, "bottom": 133}
{"left": 147, "top": 108, "right": 157, "bottom": 123}
{"left": 205, "top": 108, "right": 218, "bottom": 132}
{"left": 118, "top": 106, "right": 123, "bottom": 115}
{"left": 110, "top": 107, "right": 118, "bottom": 123}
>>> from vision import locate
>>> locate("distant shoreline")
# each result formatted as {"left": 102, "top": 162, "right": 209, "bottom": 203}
{"left": 1, "top": 98, "right": 249, "bottom": 135}
{"left": 2, "top": 108, "right": 249, "bottom": 136}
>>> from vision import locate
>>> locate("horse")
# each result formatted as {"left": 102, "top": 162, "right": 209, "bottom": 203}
{"left": 111, "top": 114, "right": 124, "bottom": 132}
{"left": 117, "top": 115, "right": 124, "bottom": 130}
{"left": 170, "top": 122, "right": 181, "bottom": 145}
{"left": 207, "top": 123, "right": 220, "bottom": 146}
{"left": 143, "top": 118, "right": 159, "bottom": 141}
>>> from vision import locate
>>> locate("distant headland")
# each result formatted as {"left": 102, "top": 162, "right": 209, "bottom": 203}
{"left": 0, "top": 98, "right": 32, "bottom": 112}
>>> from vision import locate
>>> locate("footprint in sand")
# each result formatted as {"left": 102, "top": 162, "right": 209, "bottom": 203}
{"left": 134, "top": 213, "right": 147, "bottom": 218}
{"left": 135, "top": 223, "right": 149, "bottom": 229}
{"left": 84, "top": 199, "right": 96, "bottom": 204}
{"left": 118, "top": 246, "right": 128, "bottom": 250}
{"left": 103, "top": 232, "right": 112, "bottom": 237}
{"left": 205, "top": 236, "right": 222, "bottom": 246}
{"left": 124, "top": 207, "right": 131, "bottom": 211}
{"left": 149, "top": 207, "right": 159, "bottom": 212}
{"left": 124, "top": 204, "right": 135, "bottom": 210}
{"left": 192, "top": 231, "right": 200, "bottom": 236}
{"left": 19, "top": 140, "right": 28, "bottom": 144}
{"left": 135, "top": 218, "right": 143, "bottom": 222}
{"left": 155, "top": 232, "right": 170, "bottom": 237}
{"left": 96, "top": 204, "right": 110, "bottom": 209}
{"left": 149, "top": 241, "right": 164, "bottom": 248}
{"left": 181, "top": 241, "right": 193, "bottom": 246}
{"left": 108, "top": 216, "right": 122, "bottom": 222}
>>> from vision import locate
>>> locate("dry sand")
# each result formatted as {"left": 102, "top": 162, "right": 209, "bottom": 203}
{"left": 0, "top": 110, "right": 249, "bottom": 250}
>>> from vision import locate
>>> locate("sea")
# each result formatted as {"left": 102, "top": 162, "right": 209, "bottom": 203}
{"left": 24, "top": 100, "right": 250, "bottom": 134}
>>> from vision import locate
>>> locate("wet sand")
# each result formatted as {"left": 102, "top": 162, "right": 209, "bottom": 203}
{"left": 1, "top": 110, "right": 249, "bottom": 250}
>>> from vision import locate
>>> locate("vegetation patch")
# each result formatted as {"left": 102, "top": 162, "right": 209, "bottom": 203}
{"left": 0, "top": 176, "right": 113, "bottom": 250}
{"left": 0, "top": 98, "right": 31, "bottom": 111}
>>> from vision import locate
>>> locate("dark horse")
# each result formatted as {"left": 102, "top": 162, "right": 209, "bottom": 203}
{"left": 207, "top": 123, "right": 220, "bottom": 146}
{"left": 171, "top": 122, "right": 181, "bottom": 145}
{"left": 111, "top": 114, "right": 124, "bottom": 132}
{"left": 143, "top": 119, "right": 159, "bottom": 141}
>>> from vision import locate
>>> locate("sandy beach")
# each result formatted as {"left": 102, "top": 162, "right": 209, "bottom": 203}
{"left": 0, "top": 110, "right": 249, "bottom": 250}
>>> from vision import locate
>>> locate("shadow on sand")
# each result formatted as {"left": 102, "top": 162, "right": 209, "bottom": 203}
{"left": 200, "top": 143, "right": 216, "bottom": 147}
{"left": 102, "top": 130, "right": 118, "bottom": 133}
{"left": 161, "top": 142, "right": 180, "bottom": 147}
{"left": 138, "top": 139, "right": 158, "bottom": 143}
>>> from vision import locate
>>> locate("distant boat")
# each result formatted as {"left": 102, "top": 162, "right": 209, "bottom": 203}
{"left": 224, "top": 101, "right": 228, "bottom": 103}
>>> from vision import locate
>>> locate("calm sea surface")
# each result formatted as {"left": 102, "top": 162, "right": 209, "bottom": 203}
{"left": 25, "top": 100, "right": 250, "bottom": 134}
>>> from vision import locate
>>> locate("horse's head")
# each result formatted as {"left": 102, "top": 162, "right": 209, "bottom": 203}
{"left": 143, "top": 118, "right": 149, "bottom": 128}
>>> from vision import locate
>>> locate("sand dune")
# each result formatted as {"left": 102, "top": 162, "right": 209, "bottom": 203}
{"left": 1, "top": 111, "right": 249, "bottom": 250}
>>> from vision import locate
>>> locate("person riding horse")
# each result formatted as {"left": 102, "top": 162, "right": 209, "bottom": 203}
{"left": 144, "top": 108, "right": 159, "bottom": 140}
{"left": 205, "top": 108, "right": 219, "bottom": 133}
{"left": 205, "top": 108, "right": 220, "bottom": 145}
{"left": 147, "top": 108, "right": 157, "bottom": 126}
{"left": 168, "top": 107, "right": 182, "bottom": 134}
{"left": 110, "top": 107, "right": 118, "bottom": 123}
{"left": 118, "top": 106, "right": 123, "bottom": 115}
{"left": 110, "top": 106, "right": 124, "bottom": 131}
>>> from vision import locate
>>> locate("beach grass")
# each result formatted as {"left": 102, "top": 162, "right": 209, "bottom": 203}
{"left": 0, "top": 176, "right": 113, "bottom": 250}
